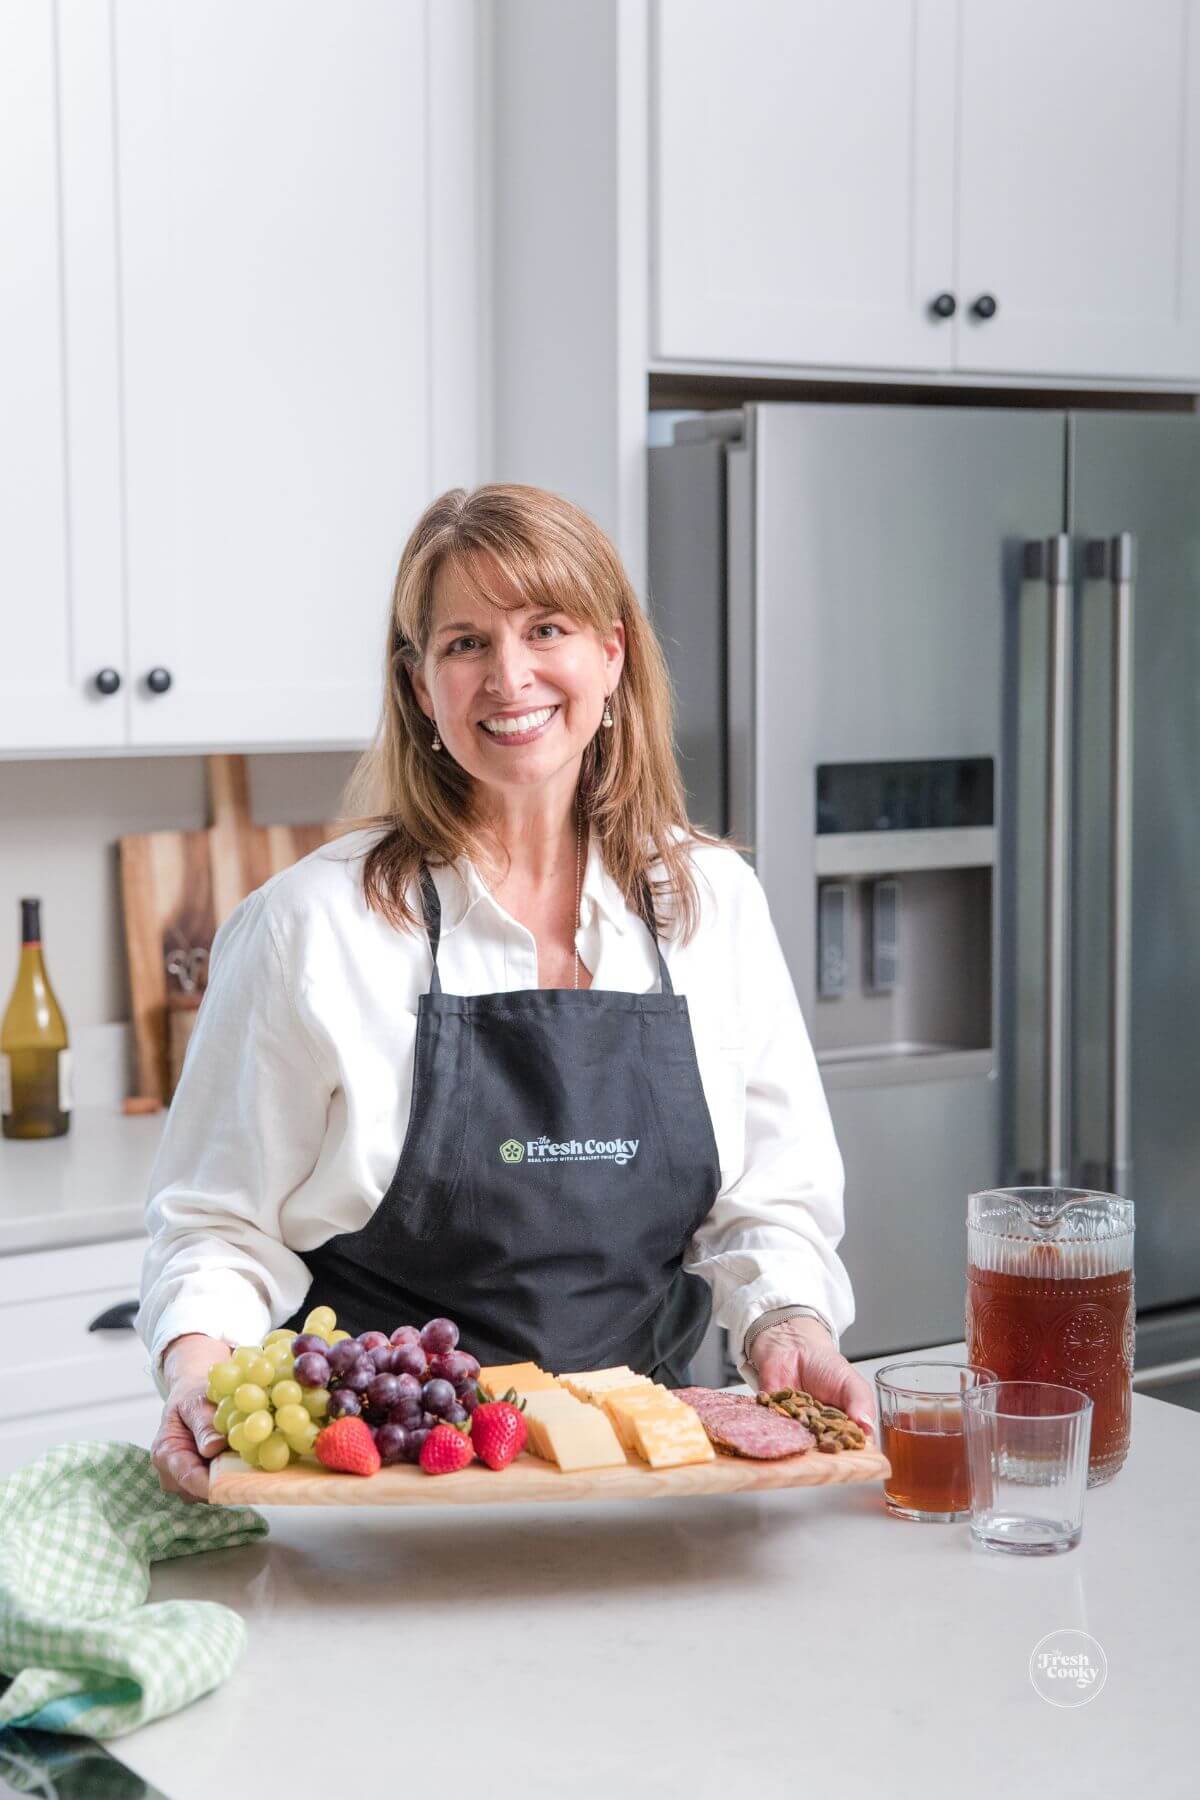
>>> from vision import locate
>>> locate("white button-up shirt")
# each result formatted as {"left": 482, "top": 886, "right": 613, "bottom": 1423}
{"left": 136, "top": 829, "right": 855, "bottom": 1395}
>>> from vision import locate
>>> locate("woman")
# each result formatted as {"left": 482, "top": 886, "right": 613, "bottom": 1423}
{"left": 142, "top": 484, "right": 875, "bottom": 1502}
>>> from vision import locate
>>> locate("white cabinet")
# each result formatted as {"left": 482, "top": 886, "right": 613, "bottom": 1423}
{"left": 0, "top": 1, "right": 125, "bottom": 751}
{"left": 955, "top": 0, "right": 1200, "bottom": 381}
{"left": 0, "top": 1237, "right": 160, "bottom": 1473}
{"left": 1, "top": 0, "right": 483, "bottom": 758}
{"left": 653, "top": 0, "right": 958, "bottom": 373}
{"left": 652, "top": 0, "right": 1200, "bottom": 385}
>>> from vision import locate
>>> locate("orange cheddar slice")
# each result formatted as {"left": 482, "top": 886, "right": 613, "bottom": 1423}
{"left": 477, "top": 1361, "right": 558, "bottom": 1398}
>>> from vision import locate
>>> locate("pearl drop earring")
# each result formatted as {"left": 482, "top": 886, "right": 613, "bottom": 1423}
{"left": 431, "top": 724, "right": 442, "bottom": 752}
{"left": 602, "top": 700, "right": 614, "bottom": 729}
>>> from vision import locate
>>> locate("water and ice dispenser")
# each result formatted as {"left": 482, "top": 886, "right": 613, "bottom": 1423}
{"left": 811, "top": 759, "right": 994, "bottom": 1072}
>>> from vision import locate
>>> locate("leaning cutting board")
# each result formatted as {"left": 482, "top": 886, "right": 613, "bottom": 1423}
{"left": 119, "top": 754, "right": 343, "bottom": 1103}
{"left": 208, "top": 1443, "right": 890, "bottom": 1508}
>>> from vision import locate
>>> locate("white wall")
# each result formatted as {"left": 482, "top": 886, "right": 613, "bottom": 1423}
{"left": 0, "top": 752, "right": 359, "bottom": 1031}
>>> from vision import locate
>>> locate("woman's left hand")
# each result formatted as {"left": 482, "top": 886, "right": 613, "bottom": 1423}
{"left": 749, "top": 1316, "right": 876, "bottom": 1438}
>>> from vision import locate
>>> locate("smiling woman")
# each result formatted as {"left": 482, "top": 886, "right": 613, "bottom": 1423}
{"left": 139, "top": 481, "right": 871, "bottom": 1506}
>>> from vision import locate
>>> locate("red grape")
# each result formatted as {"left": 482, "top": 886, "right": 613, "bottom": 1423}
{"left": 392, "top": 1373, "right": 422, "bottom": 1402}
{"left": 390, "top": 1325, "right": 421, "bottom": 1348}
{"left": 429, "top": 1349, "right": 479, "bottom": 1386}
{"left": 341, "top": 1357, "right": 375, "bottom": 1394}
{"left": 367, "top": 1373, "right": 403, "bottom": 1413}
{"left": 443, "top": 1401, "right": 469, "bottom": 1426}
{"left": 376, "top": 1423, "right": 411, "bottom": 1466}
{"left": 408, "top": 1426, "right": 431, "bottom": 1459}
{"left": 457, "top": 1386, "right": 479, "bottom": 1414}
{"left": 388, "top": 1396, "right": 423, "bottom": 1426}
{"left": 369, "top": 1346, "right": 399, "bottom": 1374}
{"left": 327, "top": 1387, "right": 362, "bottom": 1419}
{"left": 292, "top": 1333, "right": 329, "bottom": 1358}
{"left": 391, "top": 1345, "right": 427, "bottom": 1381}
{"left": 328, "top": 1340, "right": 365, "bottom": 1379}
{"left": 420, "top": 1317, "right": 459, "bottom": 1355}
{"left": 294, "top": 1351, "right": 331, "bottom": 1389}
{"left": 357, "top": 1330, "right": 390, "bottom": 1354}
{"left": 422, "top": 1378, "right": 456, "bottom": 1418}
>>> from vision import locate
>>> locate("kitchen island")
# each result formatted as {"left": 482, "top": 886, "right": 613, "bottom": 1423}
{"left": 83, "top": 1341, "right": 1193, "bottom": 1800}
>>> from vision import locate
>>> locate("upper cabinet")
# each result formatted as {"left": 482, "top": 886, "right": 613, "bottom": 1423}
{"left": 2, "top": 0, "right": 483, "bottom": 757}
{"left": 652, "top": 0, "right": 1200, "bottom": 385}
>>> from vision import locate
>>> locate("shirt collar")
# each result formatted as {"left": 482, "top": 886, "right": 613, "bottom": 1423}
{"left": 432, "top": 838, "right": 631, "bottom": 939}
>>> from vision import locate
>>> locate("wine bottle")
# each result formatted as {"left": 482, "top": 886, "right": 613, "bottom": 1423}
{"left": 1, "top": 898, "right": 71, "bottom": 1140}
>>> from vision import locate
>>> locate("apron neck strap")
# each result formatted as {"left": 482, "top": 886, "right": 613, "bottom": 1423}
{"left": 416, "top": 865, "right": 674, "bottom": 997}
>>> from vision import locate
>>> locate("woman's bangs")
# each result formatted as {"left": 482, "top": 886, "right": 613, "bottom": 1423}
{"left": 443, "top": 539, "right": 605, "bottom": 633}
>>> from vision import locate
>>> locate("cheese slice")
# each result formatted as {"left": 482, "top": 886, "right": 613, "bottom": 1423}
{"left": 477, "top": 1361, "right": 558, "bottom": 1398}
{"left": 556, "top": 1366, "right": 651, "bottom": 1403}
{"left": 521, "top": 1389, "right": 626, "bottom": 1471}
{"left": 600, "top": 1387, "right": 714, "bottom": 1466}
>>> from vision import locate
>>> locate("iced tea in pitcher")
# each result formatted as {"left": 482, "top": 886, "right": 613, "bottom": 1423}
{"left": 966, "top": 1188, "right": 1134, "bottom": 1486}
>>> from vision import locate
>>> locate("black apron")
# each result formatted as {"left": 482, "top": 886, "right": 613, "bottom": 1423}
{"left": 285, "top": 866, "right": 721, "bottom": 1384}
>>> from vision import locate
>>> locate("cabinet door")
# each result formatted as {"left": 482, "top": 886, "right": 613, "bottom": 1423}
{"left": 0, "top": 1, "right": 126, "bottom": 751}
{"left": 652, "top": 0, "right": 958, "bottom": 371}
{"left": 956, "top": 0, "right": 1200, "bottom": 381}
{"left": 114, "top": 1, "right": 430, "bottom": 748}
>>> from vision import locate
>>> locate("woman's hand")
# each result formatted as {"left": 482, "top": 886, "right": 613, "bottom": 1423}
{"left": 748, "top": 1316, "right": 875, "bottom": 1438}
{"left": 150, "top": 1333, "right": 232, "bottom": 1504}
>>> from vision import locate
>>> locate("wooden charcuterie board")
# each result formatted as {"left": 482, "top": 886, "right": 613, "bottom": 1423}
{"left": 208, "top": 1443, "right": 890, "bottom": 1508}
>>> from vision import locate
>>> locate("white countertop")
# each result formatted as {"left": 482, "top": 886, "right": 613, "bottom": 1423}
{"left": 95, "top": 1342, "right": 1192, "bottom": 1800}
{"left": 0, "top": 1106, "right": 162, "bottom": 1253}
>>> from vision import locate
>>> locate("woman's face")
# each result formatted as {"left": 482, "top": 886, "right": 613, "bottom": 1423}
{"left": 409, "top": 554, "right": 625, "bottom": 796}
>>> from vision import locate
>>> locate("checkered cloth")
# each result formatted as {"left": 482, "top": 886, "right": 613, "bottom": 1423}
{"left": 0, "top": 1440, "right": 267, "bottom": 1739}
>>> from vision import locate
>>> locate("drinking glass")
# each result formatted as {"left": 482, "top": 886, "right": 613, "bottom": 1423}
{"left": 874, "top": 1361, "right": 998, "bottom": 1522}
{"left": 961, "top": 1379, "right": 1093, "bottom": 1555}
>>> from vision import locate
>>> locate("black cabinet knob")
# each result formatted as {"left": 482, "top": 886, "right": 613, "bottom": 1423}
{"left": 146, "top": 667, "right": 173, "bottom": 694}
{"left": 94, "top": 668, "right": 121, "bottom": 696}
{"left": 930, "top": 292, "right": 956, "bottom": 319}
{"left": 88, "top": 1299, "right": 139, "bottom": 1332}
{"left": 971, "top": 293, "right": 998, "bottom": 320}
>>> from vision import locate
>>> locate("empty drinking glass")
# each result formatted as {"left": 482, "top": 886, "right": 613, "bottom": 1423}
{"left": 961, "top": 1380, "right": 1093, "bottom": 1555}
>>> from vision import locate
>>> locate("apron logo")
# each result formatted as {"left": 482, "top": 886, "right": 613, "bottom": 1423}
{"left": 502, "top": 1133, "right": 641, "bottom": 1168}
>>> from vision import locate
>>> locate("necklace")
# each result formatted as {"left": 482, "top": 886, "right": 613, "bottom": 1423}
{"left": 574, "top": 806, "right": 584, "bottom": 990}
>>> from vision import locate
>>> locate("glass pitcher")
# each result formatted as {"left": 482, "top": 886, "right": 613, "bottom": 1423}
{"left": 966, "top": 1188, "right": 1134, "bottom": 1486}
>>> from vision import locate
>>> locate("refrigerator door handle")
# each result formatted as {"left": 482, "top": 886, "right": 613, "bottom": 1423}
{"left": 1043, "top": 533, "right": 1074, "bottom": 1186}
{"left": 1107, "top": 532, "right": 1136, "bottom": 1196}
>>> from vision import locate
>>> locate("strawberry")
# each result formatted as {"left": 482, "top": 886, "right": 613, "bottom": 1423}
{"left": 470, "top": 1391, "right": 528, "bottom": 1471}
{"left": 419, "top": 1422, "right": 476, "bottom": 1475}
{"left": 315, "top": 1416, "right": 381, "bottom": 1476}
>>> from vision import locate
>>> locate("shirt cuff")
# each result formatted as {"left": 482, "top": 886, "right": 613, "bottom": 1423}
{"left": 139, "top": 1290, "right": 273, "bottom": 1400}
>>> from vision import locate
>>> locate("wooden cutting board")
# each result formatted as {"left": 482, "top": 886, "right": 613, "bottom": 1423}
{"left": 208, "top": 1442, "right": 890, "bottom": 1508}
{"left": 118, "top": 754, "right": 342, "bottom": 1103}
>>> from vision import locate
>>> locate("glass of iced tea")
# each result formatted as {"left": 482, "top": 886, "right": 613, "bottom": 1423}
{"left": 874, "top": 1361, "right": 999, "bottom": 1522}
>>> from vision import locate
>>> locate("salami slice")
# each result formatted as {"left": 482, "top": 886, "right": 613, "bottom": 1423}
{"left": 675, "top": 1387, "right": 815, "bottom": 1459}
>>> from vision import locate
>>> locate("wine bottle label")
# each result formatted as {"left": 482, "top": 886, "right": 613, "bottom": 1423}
{"left": 0, "top": 1053, "right": 10, "bottom": 1118}
{"left": 58, "top": 1049, "right": 73, "bottom": 1114}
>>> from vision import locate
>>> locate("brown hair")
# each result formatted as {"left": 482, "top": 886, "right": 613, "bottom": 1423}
{"left": 338, "top": 483, "right": 718, "bottom": 941}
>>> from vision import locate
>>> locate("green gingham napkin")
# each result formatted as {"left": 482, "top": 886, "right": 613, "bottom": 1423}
{"left": 0, "top": 1440, "right": 268, "bottom": 1740}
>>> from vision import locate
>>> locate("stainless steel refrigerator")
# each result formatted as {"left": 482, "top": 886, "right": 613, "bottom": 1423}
{"left": 649, "top": 403, "right": 1200, "bottom": 1391}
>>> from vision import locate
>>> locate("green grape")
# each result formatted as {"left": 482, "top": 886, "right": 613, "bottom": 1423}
{"left": 209, "top": 1360, "right": 242, "bottom": 1397}
{"left": 257, "top": 1433, "right": 292, "bottom": 1472}
{"left": 206, "top": 1379, "right": 220, "bottom": 1404}
{"left": 264, "top": 1341, "right": 293, "bottom": 1369}
{"left": 225, "top": 1409, "right": 245, "bottom": 1434}
{"left": 227, "top": 1423, "right": 248, "bottom": 1455}
{"left": 271, "top": 1353, "right": 296, "bottom": 1380}
{"left": 328, "top": 1329, "right": 352, "bottom": 1344}
{"left": 270, "top": 1380, "right": 303, "bottom": 1410}
{"left": 285, "top": 1419, "right": 318, "bottom": 1452}
{"left": 232, "top": 1345, "right": 263, "bottom": 1373}
{"left": 301, "top": 1387, "right": 330, "bottom": 1420}
{"left": 273, "top": 1403, "right": 310, "bottom": 1436}
{"left": 303, "top": 1305, "right": 337, "bottom": 1335}
{"left": 234, "top": 1383, "right": 269, "bottom": 1415}
{"left": 239, "top": 1437, "right": 261, "bottom": 1469}
{"left": 212, "top": 1396, "right": 236, "bottom": 1435}
{"left": 246, "top": 1356, "right": 276, "bottom": 1388}
{"left": 242, "top": 1409, "right": 274, "bottom": 1446}
{"left": 264, "top": 1328, "right": 295, "bottom": 1347}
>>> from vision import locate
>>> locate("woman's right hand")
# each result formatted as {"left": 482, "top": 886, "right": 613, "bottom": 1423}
{"left": 150, "top": 1333, "right": 232, "bottom": 1504}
